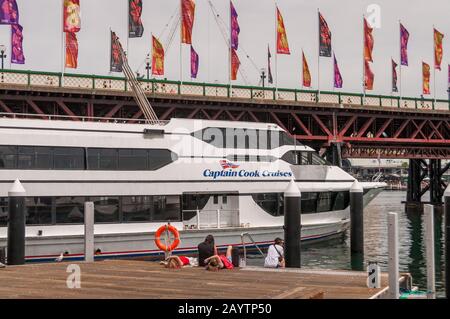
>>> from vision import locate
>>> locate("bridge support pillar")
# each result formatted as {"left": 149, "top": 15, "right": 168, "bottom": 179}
{"left": 324, "top": 142, "right": 343, "bottom": 167}
{"left": 406, "top": 159, "right": 428, "bottom": 213}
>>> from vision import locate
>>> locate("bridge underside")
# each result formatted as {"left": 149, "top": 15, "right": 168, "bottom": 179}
{"left": 0, "top": 87, "right": 449, "bottom": 160}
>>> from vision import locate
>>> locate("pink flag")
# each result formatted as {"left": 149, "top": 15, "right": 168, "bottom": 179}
{"left": 190, "top": 45, "right": 199, "bottom": 78}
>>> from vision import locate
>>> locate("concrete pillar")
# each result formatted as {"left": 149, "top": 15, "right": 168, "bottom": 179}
{"left": 283, "top": 180, "right": 301, "bottom": 268}
{"left": 84, "top": 202, "right": 94, "bottom": 262}
{"left": 7, "top": 179, "right": 26, "bottom": 265}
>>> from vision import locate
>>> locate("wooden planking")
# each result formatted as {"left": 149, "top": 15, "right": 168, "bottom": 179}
{"left": 0, "top": 260, "right": 387, "bottom": 299}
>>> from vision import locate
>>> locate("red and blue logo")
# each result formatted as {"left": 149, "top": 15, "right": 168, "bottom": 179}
{"left": 219, "top": 160, "right": 240, "bottom": 170}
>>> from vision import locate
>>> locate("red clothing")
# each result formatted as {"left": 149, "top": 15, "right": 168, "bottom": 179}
{"left": 219, "top": 255, "right": 234, "bottom": 269}
{"left": 179, "top": 256, "right": 190, "bottom": 266}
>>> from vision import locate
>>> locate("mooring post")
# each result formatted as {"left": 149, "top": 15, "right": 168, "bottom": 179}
{"left": 388, "top": 212, "right": 399, "bottom": 299}
{"left": 6, "top": 179, "right": 26, "bottom": 265}
{"left": 84, "top": 202, "right": 94, "bottom": 262}
{"left": 424, "top": 204, "right": 435, "bottom": 299}
{"left": 350, "top": 180, "right": 364, "bottom": 255}
{"left": 444, "top": 185, "right": 450, "bottom": 299}
{"left": 284, "top": 179, "right": 301, "bottom": 268}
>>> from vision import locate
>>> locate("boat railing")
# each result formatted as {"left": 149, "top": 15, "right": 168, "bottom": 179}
{"left": 182, "top": 209, "right": 240, "bottom": 230}
{"left": 0, "top": 112, "right": 169, "bottom": 125}
{"left": 240, "top": 232, "right": 266, "bottom": 267}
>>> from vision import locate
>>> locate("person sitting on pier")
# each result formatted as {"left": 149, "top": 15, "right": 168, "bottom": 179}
{"left": 204, "top": 245, "right": 234, "bottom": 271}
{"left": 197, "top": 234, "right": 218, "bottom": 267}
{"left": 264, "top": 238, "right": 285, "bottom": 269}
{"left": 161, "top": 255, "right": 198, "bottom": 269}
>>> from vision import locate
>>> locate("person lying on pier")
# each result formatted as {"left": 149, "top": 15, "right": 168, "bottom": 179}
{"left": 264, "top": 238, "right": 285, "bottom": 268}
{"left": 161, "top": 255, "right": 199, "bottom": 269}
{"left": 204, "top": 245, "right": 234, "bottom": 271}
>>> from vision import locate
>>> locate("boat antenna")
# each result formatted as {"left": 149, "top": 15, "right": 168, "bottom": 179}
{"left": 112, "top": 33, "right": 161, "bottom": 125}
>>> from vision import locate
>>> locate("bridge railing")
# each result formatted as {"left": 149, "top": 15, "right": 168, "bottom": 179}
{"left": 1, "top": 69, "right": 449, "bottom": 111}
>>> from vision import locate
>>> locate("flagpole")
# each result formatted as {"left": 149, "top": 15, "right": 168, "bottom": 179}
{"left": 317, "top": 8, "right": 320, "bottom": 101}
{"left": 433, "top": 25, "right": 436, "bottom": 104}
{"left": 301, "top": 48, "right": 304, "bottom": 90}
{"left": 362, "top": 15, "right": 366, "bottom": 103}
{"left": 180, "top": 0, "right": 183, "bottom": 85}
{"left": 274, "top": 2, "right": 278, "bottom": 99}
{"left": 126, "top": 0, "right": 130, "bottom": 57}
{"left": 61, "top": 0, "right": 65, "bottom": 86}
{"left": 399, "top": 20, "right": 402, "bottom": 107}
{"left": 229, "top": 0, "right": 232, "bottom": 96}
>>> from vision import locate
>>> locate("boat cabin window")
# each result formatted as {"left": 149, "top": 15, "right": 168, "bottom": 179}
{"left": 193, "top": 128, "right": 300, "bottom": 150}
{"left": 0, "top": 195, "right": 182, "bottom": 226}
{"left": 281, "top": 151, "right": 328, "bottom": 165}
{"left": 252, "top": 191, "right": 350, "bottom": 216}
{"left": 0, "top": 145, "right": 177, "bottom": 171}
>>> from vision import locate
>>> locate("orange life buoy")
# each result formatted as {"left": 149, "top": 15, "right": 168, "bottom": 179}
{"left": 154, "top": 224, "right": 180, "bottom": 252}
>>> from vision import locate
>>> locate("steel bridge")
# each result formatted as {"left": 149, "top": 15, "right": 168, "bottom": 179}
{"left": 1, "top": 69, "right": 450, "bottom": 205}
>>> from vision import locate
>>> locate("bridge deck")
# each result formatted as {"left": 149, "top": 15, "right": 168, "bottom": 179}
{"left": 0, "top": 260, "right": 391, "bottom": 299}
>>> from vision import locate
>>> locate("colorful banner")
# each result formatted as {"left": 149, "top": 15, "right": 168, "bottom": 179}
{"left": 364, "top": 18, "right": 374, "bottom": 62}
{"left": 152, "top": 35, "right": 164, "bottom": 75}
{"left": 392, "top": 59, "right": 398, "bottom": 92}
{"left": 129, "top": 0, "right": 144, "bottom": 38}
{"left": 230, "top": 1, "right": 239, "bottom": 50}
{"left": 400, "top": 23, "right": 409, "bottom": 66}
{"left": 268, "top": 45, "right": 273, "bottom": 84}
{"left": 181, "top": 0, "right": 195, "bottom": 44}
{"left": 0, "top": 0, "right": 19, "bottom": 24}
{"left": 422, "top": 62, "right": 430, "bottom": 94}
{"left": 11, "top": 23, "right": 24, "bottom": 64}
{"left": 364, "top": 60, "right": 374, "bottom": 90}
{"left": 333, "top": 53, "right": 343, "bottom": 89}
{"left": 110, "top": 31, "right": 123, "bottom": 72}
{"left": 276, "top": 7, "right": 290, "bottom": 54}
{"left": 318, "top": 12, "right": 331, "bottom": 57}
{"left": 63, "top": 0, "right": 81, "bottom": 33}
{"left": 65, "top": 32, "right": 78, "bottom": 68}
{"left": 190, "top": 45, "right": 199, "bottom": 78}
{"left": 231, "top": 48, "right": 240, "bottom": 80}
{"left": 302, "top": 51, "right": 311, "bottom": 87}
{"left": 434, "top": 28, "right": 444, "bottom": 70}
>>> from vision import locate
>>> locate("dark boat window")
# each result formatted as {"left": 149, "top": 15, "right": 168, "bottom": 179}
{"left": 312, "top": 153, "right": 327, "bottom": 165}
{"left": 148, "top": 149, "right": 177, "bottom": 170}
{"left": 0, "top": 197, "right": 7, "bottom": 226}
{"left": 332, "top": 191, "right": 350, "bottom": 211}
{"left": 122, "top": 196, "right": 153, "bottom": 222}
{"left": 88, "top": 148, "right": 118, "bottom": 170}
{"left": 18, "top": 146, "right": 53, "bottom": 170}
{"left": 118, "top": 149, "right": 148, "bottom": 170}
{"left": 0, "top": 146, "right": 17, "bottom": 169}
{"left": 54, "top": 147, "right": 85, "bottom": 170}
{"left": 55, "top": 197, "right": 85, "bottom": 224}
{"left": 252, "top": 193, "right": 284, "bottom": 216}
{"left": 301, "top": 192, "right": 318, "bottom": 213}
{"left": 91, "top": 197, "right": 120, "bottom": 223}
{"left": 316, "top": 192, "right": 333, "bottom": 213}
{"left": 26, "top": 197, "right": 53, "bottom": 225}
{"left": 152, "top": 195, "right": 181, "bottom": 222}
{"left": 282, "top": 151, "right": 328, "bottom": 165}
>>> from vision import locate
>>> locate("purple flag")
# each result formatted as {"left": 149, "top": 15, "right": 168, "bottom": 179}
{"left": 11, "top": 24, "right": 24, "bottom": 64}
{"left": 230, "top": 1, "right": 240, "bottom": 50}
{"left": 0, "top": 0, "right": 19, "bottom": 24}
{"left": 333, "top": 53, "right": 343, "bottom": 88}
{"left": 392, "top": 59, "right": 398, "bottom": 92}
{"left": 400, "top": 23, "right": 409, "bottom": 66}
{"left": 190, "top": 45, "right": 199, "bottom": 78}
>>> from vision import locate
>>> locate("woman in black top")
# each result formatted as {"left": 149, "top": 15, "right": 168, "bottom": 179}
{"left": 197, "top": 234, "right": 217, "bottom": 266}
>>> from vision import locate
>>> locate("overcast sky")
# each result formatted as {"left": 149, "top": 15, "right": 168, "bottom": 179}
{"left": 0, "top": 0, "right": 449, "bottom": 99}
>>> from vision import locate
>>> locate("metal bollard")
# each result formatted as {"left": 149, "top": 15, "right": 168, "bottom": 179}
{"left": 7, "top": 179, "right": 26, "bottom": 265}
{"left": 283, "top": 180, "right": 301, "bottom": 268}
{"left": 350, "top": 180, "right": 364, "bottom": 255}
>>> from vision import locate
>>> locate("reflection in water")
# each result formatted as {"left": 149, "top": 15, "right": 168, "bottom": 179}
{"left": 247, "top": 191, "right": 445, "bottom": 297}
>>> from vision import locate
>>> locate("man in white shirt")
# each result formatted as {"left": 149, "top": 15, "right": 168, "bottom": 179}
{"left": 264, "top": 238, "right": 285, "bottom": 268}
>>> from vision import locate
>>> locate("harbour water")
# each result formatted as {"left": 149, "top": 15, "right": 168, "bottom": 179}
{"left": 247, "top": 191, "right": 446, "bottom": 298}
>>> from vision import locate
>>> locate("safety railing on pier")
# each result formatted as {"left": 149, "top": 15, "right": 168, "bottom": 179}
{"left": 182, "top": 209, "right": 240, "bottom": 230}
{"left": 1, "top": 69, "right": 449, "bottom": 111}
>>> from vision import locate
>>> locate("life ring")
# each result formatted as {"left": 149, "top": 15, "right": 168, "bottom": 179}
{"left": 154, "top": 224, "right": 180, "bottom": 252}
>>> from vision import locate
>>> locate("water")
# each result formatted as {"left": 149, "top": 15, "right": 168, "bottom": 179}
{"left": 247, "top": 191, "right": 446, "bottom": 297}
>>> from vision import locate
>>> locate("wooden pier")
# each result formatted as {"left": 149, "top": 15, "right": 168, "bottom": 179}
{"left": 0, "top": 259, "right": 402, "bottom": 299}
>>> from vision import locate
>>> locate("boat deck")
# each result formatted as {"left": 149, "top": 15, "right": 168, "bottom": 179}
{"left": 0, "top": 259, "right": 396, "bottom": 299}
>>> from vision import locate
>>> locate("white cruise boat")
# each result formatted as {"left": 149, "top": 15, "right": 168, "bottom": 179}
{"left": 0, "top": 116, "right": 385, "bottom": 262}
